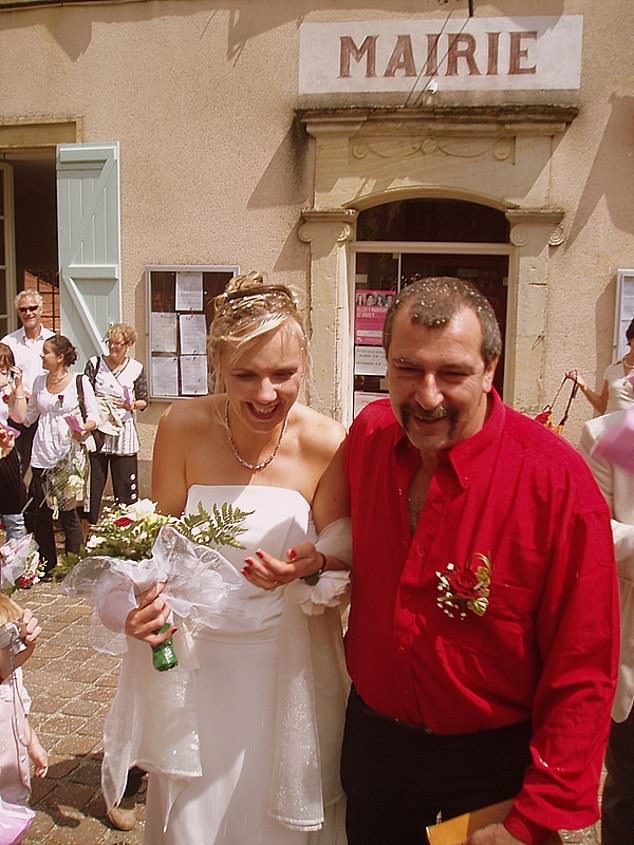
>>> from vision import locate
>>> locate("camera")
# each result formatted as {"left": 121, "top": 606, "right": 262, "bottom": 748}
{"left": 0, "top": 621, "right": 27, "bottom": 657}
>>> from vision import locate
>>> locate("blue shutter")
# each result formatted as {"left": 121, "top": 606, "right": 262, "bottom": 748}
{"left": 57, "top": 143, "right": 121, "bottom": 366}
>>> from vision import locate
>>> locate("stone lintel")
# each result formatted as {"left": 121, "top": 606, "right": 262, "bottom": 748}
{"left": 298, "top": 105, "right": 578, "bottom": 140}
{"left": 505, "top": 208, "right": 565, "bottom": 225}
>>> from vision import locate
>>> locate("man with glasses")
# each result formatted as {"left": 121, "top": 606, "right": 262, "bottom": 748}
{"left": 1, "top": 290, "right": 54, "bottom": 473}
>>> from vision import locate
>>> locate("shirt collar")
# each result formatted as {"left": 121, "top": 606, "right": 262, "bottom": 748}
{"left": 394, "top": 389, "right": 506, "bottom": 489}
{"left": 18, "top": 325, "right": 48, "bottom": 343}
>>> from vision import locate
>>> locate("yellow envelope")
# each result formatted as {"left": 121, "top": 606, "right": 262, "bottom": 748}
{"left": 426, "top": 799, "right": 562, "bottom": 845}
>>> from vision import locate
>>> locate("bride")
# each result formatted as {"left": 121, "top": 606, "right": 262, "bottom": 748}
{"left": 124, "top": 272, "right": 351, "bottom": 844}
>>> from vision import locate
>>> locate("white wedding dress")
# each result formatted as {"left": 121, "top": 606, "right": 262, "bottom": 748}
{"left": 141, "top": 485, "right": 349, "bottom": 845}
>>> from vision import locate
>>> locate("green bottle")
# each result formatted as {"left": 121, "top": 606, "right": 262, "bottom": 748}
{"left": 152, "top": 623, "right": 179, "bottom": 672}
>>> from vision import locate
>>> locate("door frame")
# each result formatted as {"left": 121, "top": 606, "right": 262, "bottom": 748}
{"left": 0, "top": 161, "right": 16, "bottom": 334}
{"left": 351, "top": 238, "right": 513, "bottom": 417}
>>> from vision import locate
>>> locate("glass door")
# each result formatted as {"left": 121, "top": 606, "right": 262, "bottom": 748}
{"left": 352, "top": 251, "right": 509, "bottom": 415}
{"left": 353, "top": 251, "right": 398, "bottom": 417}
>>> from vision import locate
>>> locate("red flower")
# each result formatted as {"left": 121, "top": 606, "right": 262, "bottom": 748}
{"left": 114, "top": 516, "right": 134, "bottom": 527}
{"left": 58, "top": 394, "right": 65, "bottom": 404}
{"left": 2, "top": 395, "right": 9, "bottom": 404}
{"left": 16, "top": 575, "right": 35, "bottom": 589}
{"left": 447, "top": 568, "right": 480, "bottom": 601}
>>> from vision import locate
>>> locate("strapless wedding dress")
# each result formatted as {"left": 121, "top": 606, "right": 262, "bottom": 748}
{"left": 142, "top": 485, "right": 348, "bottom": 845}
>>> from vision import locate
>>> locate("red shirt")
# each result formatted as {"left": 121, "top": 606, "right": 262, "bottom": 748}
{"left": 344, "top": 392, "right": 619, "bottom": 843}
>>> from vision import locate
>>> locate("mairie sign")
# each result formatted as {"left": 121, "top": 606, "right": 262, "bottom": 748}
{"left": 299, "top": 17, "right": 582, "bottom": 93}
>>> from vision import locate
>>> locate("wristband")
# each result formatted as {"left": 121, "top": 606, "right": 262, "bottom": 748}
{"left": 301, "top": 552, "right": 327, "bottom": 586}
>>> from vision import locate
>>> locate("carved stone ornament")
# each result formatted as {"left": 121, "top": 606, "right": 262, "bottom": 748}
{"left": 548, "top": 224, "right": 565, "bottom": 246}
{"left": 509, "top": 225, "right": 529, "bottom": 247}
{"left": 351, "top": 135, "right": 513, "bottom": 162}
{"left": 299, "top": 208, "right": 357, "bottom": 245}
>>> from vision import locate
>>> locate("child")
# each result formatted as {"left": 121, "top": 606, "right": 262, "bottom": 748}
{"left": 0, "top": 594, "right": 48, "bottom": 805}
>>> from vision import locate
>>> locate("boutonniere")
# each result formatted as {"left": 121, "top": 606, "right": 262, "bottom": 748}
{"left": 435, "top": 553, "right": 491, "bottom": 620}
{"left": 2, "top": 394, "right": 9, "bottom": 404}
{"left": 58, "top": 394, "right": 65, "bottom": 405}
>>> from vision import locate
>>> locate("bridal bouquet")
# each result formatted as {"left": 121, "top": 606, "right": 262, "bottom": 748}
{"left": 42, "top": 441, "right": 89, "bottom": 518}
{"left": 0, "top": 533, "right": 45, "bottom": 591}
{"left": 61, "top": 499, "right": 251, "bottom": 670}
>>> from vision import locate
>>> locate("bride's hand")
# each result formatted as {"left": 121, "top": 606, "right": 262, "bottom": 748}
{"left": 241, "top": 543, "right": 325, "bottom": 590}
{"left": 125, "top": 582, "right": 176, "bottom": 646}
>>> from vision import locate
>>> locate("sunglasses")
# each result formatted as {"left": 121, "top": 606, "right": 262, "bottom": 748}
{"left": 18, "top": 305, "right": 39, "bottom": 313}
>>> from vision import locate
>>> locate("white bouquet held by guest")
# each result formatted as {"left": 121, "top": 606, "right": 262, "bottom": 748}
{"left": 0, "top": 534, "right": 45, "bottom": 591}
{"left": 61, "top": 498, "right": 251, "bottom": 670}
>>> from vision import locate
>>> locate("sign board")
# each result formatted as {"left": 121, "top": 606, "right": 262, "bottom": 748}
{"left": 355, "top": 289, "right": 393, "bottom": 345}
{"left": 300, "top": 17, "right": 583, "bottom": 94}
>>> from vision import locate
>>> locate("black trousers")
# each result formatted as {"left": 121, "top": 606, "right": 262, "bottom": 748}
{"left": 87, "top": 451, "right": 139, "bottom": 523}
{"left": 26, "top": 467, "right": 82, "bottom": 572}
{"left": 341, "top": 687, "right": 531, "bottom": 845}
{"left": 601, "top": 709, "right": 634, "bottom": 845}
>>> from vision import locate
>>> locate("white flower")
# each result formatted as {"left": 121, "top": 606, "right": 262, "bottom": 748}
{"left": 64, "top": 474, "right": 85, "bottom": 498}
{"left": 86, "top": 535, "right": 103, "bottom": 550}
{"left": 125, "top": 499, "right": 157, "bottom": 521}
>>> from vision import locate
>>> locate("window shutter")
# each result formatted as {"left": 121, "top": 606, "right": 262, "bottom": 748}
{"left": 57, "top": 143, "right": 121, "bottom": 366}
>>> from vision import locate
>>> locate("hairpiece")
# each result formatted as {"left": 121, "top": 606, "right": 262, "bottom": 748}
{"left": 213, "top": 284, "right": 299, "bottom": 320}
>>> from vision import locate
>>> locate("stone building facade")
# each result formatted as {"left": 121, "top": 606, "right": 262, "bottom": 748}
{"left": 0, "top": 0, "right": 632, "bottom": 488}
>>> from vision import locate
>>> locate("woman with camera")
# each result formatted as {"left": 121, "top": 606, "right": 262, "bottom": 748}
{"left": 0, "top": 342, "right": 28, "bottom": 541}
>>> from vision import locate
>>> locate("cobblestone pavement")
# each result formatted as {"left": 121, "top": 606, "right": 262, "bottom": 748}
{"left": 13, "top": 580, "right": 601, "bottom": 845}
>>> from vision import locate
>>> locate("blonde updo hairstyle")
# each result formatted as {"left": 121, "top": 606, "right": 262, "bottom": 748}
{"left": 209, "top": 271, "right": 309, "bottom": 394}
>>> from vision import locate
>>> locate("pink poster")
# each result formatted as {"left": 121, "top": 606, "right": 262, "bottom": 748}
{"left": 355, "top": 290, "right": 395, "bottom": 346}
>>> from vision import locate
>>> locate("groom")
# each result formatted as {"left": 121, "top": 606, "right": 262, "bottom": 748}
{"left": 341, "top": 276, "right": 619, "bottom": 845}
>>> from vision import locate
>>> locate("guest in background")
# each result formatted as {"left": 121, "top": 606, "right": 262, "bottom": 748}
{"left": 580, "top": 411, "right": 634, "bottom": 845}
{"left": 1, "top": 290, "right": 54, "bottom": 474}
{"left": 24, "top": 335, "right": 100, "bottom": 577}
{"left": 567, "top": 317, "right": 634, "bottom": 414}
{"left": 83, "top": 323, "right": 148, "bottom": 530}
{"left": 0, "top": 344, "right": 28, "bottom": 540}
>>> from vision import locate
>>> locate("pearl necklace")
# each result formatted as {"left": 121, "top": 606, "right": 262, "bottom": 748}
{"left": 224, "top": 401, "right": 288, "bottom": 472}
{"left": 47, "top": 371, "right": 69, "bottom": 385}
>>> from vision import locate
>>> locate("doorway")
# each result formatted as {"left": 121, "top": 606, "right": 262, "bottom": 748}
{"left": 352, "top": 199, "right": 510, "bottom": 416}
{"left": 0, "top": 150, "right": 59, "bottom": 337}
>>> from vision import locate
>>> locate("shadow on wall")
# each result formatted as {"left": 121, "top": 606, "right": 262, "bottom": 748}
{"left": 567, "top": 93, "right": 634, "bottom": 247}
{"left": 14, "top": 1, "right": 566, "bottom": 65}
{"left": 225, "top": 1, "right": 568, "bottom": 62}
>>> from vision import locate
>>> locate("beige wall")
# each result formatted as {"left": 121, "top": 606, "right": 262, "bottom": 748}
{"left": 0, "top": 0, "right": 633, "bottom": 469}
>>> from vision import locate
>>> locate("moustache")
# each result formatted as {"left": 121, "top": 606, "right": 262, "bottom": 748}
{"left": 403, "top": 405, "right": 450, "bottom": 423}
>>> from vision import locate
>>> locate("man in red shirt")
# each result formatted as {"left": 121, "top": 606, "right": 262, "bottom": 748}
{"left": 342, "top": 276, "right": 619, "bottom": 845}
